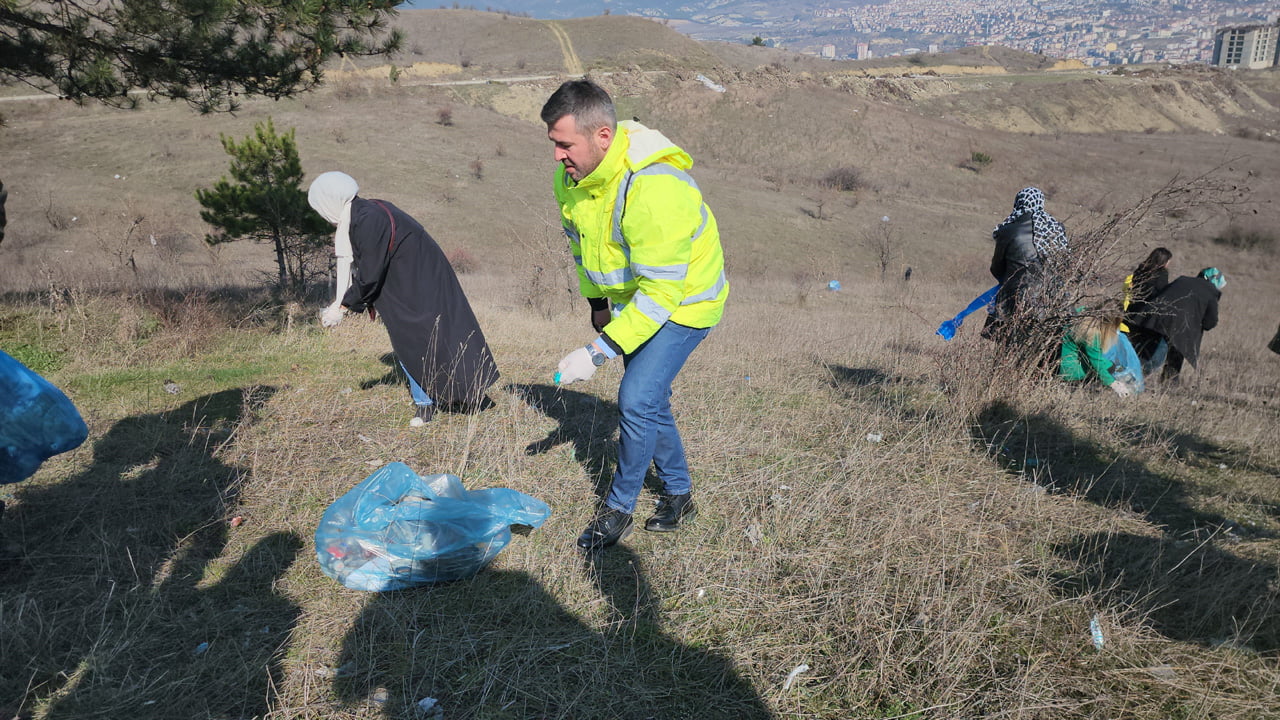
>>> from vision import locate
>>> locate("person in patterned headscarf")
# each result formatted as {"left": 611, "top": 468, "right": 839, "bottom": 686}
{"left": 983, "top": 186, "right": 1071, "bottom": 350}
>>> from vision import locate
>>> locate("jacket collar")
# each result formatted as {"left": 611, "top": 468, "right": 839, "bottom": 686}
{"left": 563, "top": 121, "right": 692, "bottom": 192}
{"left": 567, "top": 128, "right": 630, "bottom": 193}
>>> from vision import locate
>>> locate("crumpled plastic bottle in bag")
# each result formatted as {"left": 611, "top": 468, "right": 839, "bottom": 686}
{"left": 315, "top": 462, "right": 551, "bottom": 591}
{"left": 0, "top": 350, "right": 89, "bottom": 485}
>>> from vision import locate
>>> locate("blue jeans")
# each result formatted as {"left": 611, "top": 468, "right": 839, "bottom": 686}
{"left": 400, "top": 361, "right": 433, "bottom": 407}
{"left": 606, "top": 321, "right": 711, "bottom": 514}
{"left": 1142, "top": 338, "right": 1168, "bottom": 378}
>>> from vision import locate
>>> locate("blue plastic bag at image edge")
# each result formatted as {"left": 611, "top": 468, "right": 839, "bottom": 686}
{"left": 314, "top": 462, "right": 552, "bottom": 591}
{"left": 1106, "top": 331, "right": 1145, "bottom": 394}
{"left": 0, "top": 350, "right": 89, "bottom": 485}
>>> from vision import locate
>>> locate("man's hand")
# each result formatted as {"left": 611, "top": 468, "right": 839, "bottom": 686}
{"left": 320, "top": 304, "right": 345, "bottom": 328}
{"left": 556, "top": 347, "right": 598, "bottom": 384}
{"left": 1110, "top": 381, "right": 1132, "bottom": 398}
{"left": 591, "top": 307, "right": 611, "bottom": 333}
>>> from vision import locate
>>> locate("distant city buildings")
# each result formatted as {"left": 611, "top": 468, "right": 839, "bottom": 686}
{"left": 1212, "top": 22, "right": 1280, "bottom": 68}
{"left": 677, "top": 0, "right": 1280, "bottom": 67}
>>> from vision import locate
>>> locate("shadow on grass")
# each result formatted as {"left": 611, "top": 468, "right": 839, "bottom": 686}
{"left": 973, "top": 399, "right": 1280, "bottom": 651}
{"left": 1053, "top": 532, "right": 1279, "bottom": 652}
{"left": 333, "top": 545, "right": 771, "bottom": 719}
{"left": 826, "top": 364, "right": 939, "bottom": 420}
{"left": 510, "top": 383, "right": 618, "bottom": 500}
{"left": 0, "top": 387, "right": 303, "bottom": 719}
{"left": 973, "top": 400, "right": 1267, "bottom": 536}
{"left": 359, "top": 352, "right": 407, "bottom": 392}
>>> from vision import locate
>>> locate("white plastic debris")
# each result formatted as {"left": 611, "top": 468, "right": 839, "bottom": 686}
{"left": 416, "top": 697, "right": 443, "bottom": 718}
{"left": 881, "top": 216, "right": 890, "bottom": 222}
{"left": 695, "top": 74, "right": 726, "bottom": 93}
{"left": 1089, "top": 616, "right": 1105, "bottom": 650}
{"left": 1217, "top": 463, "right": 1227, "bottom": 469}
{"left": 696, "top": 588, "right": 706, "bottom": 599}
{"left": 866, "top": 432, "right": 883, "bottom": 443}
{"left": 782, "top": 663, "right": 810, "bottom": 690}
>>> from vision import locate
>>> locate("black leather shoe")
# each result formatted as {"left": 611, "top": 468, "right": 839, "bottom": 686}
{"left": 645, "top": 493, "right": 696, "bottom": 532}
{"left": 576, "top": 508, "right": 633, "bottom": 550}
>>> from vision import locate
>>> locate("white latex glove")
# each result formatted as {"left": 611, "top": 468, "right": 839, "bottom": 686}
{"left": 320, "top": 303, "right": 345, "bottom": 328}
{"left": 1110, "top": 381, "right": 1132, "bottom": 398}
{"left": 556, "top": 347, "right": 598, "bottom": 384}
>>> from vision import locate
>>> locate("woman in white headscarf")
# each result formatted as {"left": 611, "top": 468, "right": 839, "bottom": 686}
{"left": 308, "top": 171, "right": 499, "bottom": 426}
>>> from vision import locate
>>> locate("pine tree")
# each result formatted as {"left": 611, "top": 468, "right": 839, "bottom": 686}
{"left": 0, "top": 0, "right": 402, "bottom": 113}
{"left": 196, "top": 118, "right": 330, "bottom": 293}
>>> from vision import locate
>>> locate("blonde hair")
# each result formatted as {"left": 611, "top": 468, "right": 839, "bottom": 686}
{"left": 1070, "top": 299, "right": 1124, "bottom": 352}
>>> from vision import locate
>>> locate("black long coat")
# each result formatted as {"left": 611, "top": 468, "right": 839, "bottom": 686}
{"left": 342, "top": 198, "right": 499, "bottom": 406}
{"left": 1133, "top": 275, "right": 1219, "bottom": 367}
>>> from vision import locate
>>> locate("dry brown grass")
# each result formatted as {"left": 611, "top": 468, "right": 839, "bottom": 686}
{"left": 1, "top": 13, "right": 1278, "bottom": 718}
{"left": 2, "top": 271, "right": 1277, "bottom": 719}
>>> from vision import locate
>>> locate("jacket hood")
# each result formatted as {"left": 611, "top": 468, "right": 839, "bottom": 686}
{"left": 619, "top": 120, "right": 692, "bottom": 171}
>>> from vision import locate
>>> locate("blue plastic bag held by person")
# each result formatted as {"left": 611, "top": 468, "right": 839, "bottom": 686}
{"left": 315, "top": 462, "right": 551, "bottom": 591}
{"left": 937, "top": 285, "right": 1001, "bottom": 341}
{"left": 1, "top": 350, "right": 88, "bottom": 485}
{"left": 1106, "top": 331, "right": 1145, "bottom": 394}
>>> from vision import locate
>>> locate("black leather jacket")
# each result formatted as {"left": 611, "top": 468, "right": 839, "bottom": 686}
{"left": 989, "top": 213, "right": 1043, "bottom": 317}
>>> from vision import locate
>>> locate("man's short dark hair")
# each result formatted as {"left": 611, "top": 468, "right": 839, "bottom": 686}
{"left": 541, "top": 80, "right": 616, "bottom": 134}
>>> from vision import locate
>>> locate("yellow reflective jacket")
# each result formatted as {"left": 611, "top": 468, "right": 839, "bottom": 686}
{"left": 553, "top": 120, "right": 728, "bottom": 354}
{"left": 1120, "top": 273, "right": 1134, "bottom": 333}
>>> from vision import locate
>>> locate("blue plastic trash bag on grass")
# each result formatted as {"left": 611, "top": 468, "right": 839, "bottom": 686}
{"left": 315, "top": 462, "right": 551, "bottom": 591}
{"left": 1106, "top": 332, "right": 1145, "bottom": 394}
{"left": 1, "top": 350, "right": 88, "bottom": 485}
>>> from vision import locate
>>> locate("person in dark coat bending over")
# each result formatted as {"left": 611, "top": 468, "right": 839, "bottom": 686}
{"left": 1132, "top": 267, "right": 1223, "bottom": 386}
{"left": 308, "top": 171, "right": 499, "bottom": 426}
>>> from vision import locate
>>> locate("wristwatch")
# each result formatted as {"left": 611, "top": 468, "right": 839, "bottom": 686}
{"left": 586, "top": 343, "right": 607, "bottom": 366}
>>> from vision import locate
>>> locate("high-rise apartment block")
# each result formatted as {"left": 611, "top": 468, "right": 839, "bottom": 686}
{"left": 1212, "top": 22, "right": 1280, "bottom": 68}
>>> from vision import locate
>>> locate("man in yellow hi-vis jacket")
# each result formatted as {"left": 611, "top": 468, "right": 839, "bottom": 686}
{"left": 542, "top": 80, "right": 728, "bottom": 551}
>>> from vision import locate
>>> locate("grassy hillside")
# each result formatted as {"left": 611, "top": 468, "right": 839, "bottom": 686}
{"left": 1, "top": 9, "right": 1278, "bottom": 720}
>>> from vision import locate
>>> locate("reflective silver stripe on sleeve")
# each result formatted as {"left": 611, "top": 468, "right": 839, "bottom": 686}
{"left": 680, "top": 270, "right": 727, "bottom": 305}
{"left": 572, "top": 254, "right": 583, "bottom": 265}
{"left": 632, "top": 291, "right": 673, "bottom": 325}
{"left": 634, "top": 263, "right": 688, "bottom": 282}
{"left": 564, "top": 225, "right": 579, "bottom": 242}
{"left": 692, "top": 205, "right": 708, "bottom": 240}
{"left": 612, "top": 170, "right": 634, "bottom": 248}
{"left": 611, "top": 301, "right": 627, "bottom": 317}
{"left": 586, "top": 267, "right": 634, "bottom": 285}
{"left": 633, "top": 164, "right": 700, "bottom": 192}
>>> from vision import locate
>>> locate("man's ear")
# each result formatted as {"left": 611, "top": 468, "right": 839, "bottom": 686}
{"left": 596, "top": 124, "right": 614, "bottom": 151}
